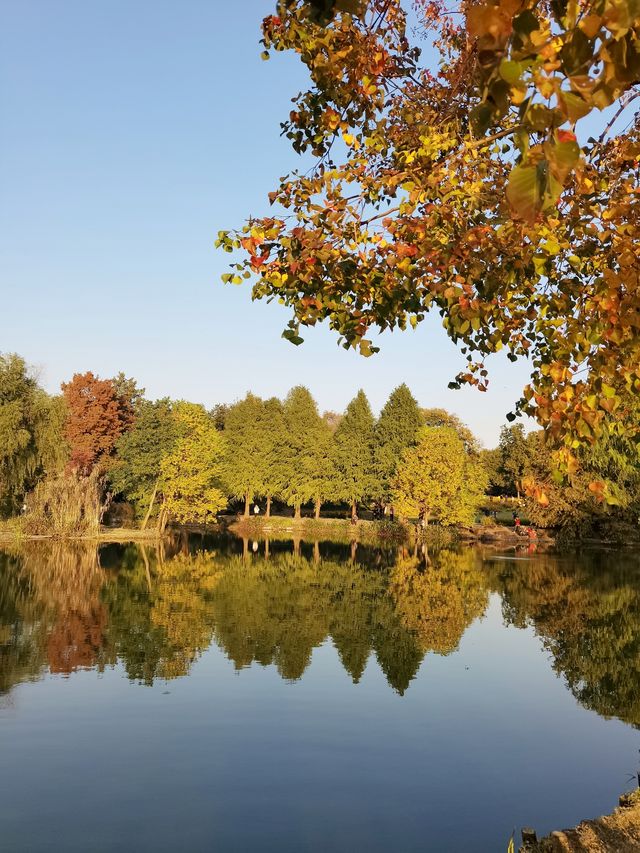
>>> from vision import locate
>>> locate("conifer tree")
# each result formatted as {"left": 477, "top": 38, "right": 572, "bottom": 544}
{"left": 260, "top": 397, "right": 288, "bottom": 517}
{"left": 223, "top": 393, "right": 266, "bottom": 516}
{"left": 281, "top": 386, "right": 333, "bottom": 519}
{"left": 374, "top": 384, "right": 422, "bottom": 505}
{"left": 333, "top": 389, "right": 375, "bottom": 520}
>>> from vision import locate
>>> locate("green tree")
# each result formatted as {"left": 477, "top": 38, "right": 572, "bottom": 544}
{"left": 421, "top": 408, "right": 481, "bottom": 456}
{"left": 281, "top": 386, "right": 334, "bottom": 518}
{"left": 222, "top": 393, "right": 266, "bottom": 517}
{"left": 109, "top": 399, "right": 178, "bottom": 527}
{"left": 523, "top": 428, "right": 640, "bottom": 536}
{"left": 374, "top": 384, "right": 422, "bottom": 505}
{"left": 333, "top": 389, "right": 375, "bottom": 519}
{"left": 159, "top": 403, "right": 227, "bottom": 527}
{"left": 261, "top": 397, "right": 288, "bottom": 517}
{"left": 0, "top": 353, "right": 67, "bottom": 516}
{"left": 496, "top": 424, "right": 530, "bottom": 498}
{"left": 111, "top": 373, "right": 145, "bottom": 414}
{"left": 393, "top": 426, "right": 485, "bottom": 525}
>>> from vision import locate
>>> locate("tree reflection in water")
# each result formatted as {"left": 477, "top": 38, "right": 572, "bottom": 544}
{"left": 1, "top": 536, "right": 639, "bottom": 725}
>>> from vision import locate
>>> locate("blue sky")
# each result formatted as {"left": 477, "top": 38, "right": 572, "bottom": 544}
{"left": 1, "top": 0, "right": 536, "bottom": 447}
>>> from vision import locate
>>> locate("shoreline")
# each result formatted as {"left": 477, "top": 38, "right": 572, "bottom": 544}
{"left": 521, "top": 789, "right": 640, "bottom": 852}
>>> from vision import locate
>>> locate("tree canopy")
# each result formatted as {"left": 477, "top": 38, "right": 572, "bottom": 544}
{"left": 0, "top": 354, "right": 67, "bottom": 514}
{"left": 333, "top": 389, "right": 376, "bottom": 517}
{"left": 374, "top": 383, "right": 423, "bottom": 504}
{"left": 109, "top": 398, "right": 178, "bottom": 519}
{"left": 393, "top": 425, "right": 486, "bottom": 523}
{"left": 281, "top": 386, "right": 335, "bottom": 517}
{"left": 62, "top": 372, "right": 133, "bottom": 475}
{"left": 218, "top": 0, "right": 640, "bottom": 478}
{"left": 160, "top": 402, "right": 227, "bottom": 525}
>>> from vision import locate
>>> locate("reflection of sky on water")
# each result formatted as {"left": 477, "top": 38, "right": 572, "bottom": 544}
{"left": 1, "top": 539, "right": 639, "bottom": 852}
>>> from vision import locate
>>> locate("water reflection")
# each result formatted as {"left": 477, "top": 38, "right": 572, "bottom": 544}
{"left": 1, "top": 536, "right": 640, "bottom": 725}
{"left": 486, "top": 551, "right": 640, "bottom": 725}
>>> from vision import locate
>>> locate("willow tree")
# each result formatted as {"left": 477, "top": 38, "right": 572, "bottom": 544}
{"left": 0, "top": 353, "right": 67, "bottom": 515}
{"left": 219, "top": 0, "right": 640, "bottom": 495}
{"left": 333, "top": 389, "right": 376, "bottom": 519}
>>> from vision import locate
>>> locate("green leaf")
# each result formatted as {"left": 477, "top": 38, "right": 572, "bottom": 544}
{"left": 499, "top": 59, "right": 522, "bottom": 84}
{"left": 506, "top": 164, "right": 541, "bottom": 223}
{"left": 282, "top": 329, "right": 304, "bottom": 346}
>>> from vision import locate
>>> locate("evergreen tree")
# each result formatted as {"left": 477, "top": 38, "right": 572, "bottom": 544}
{"left": 333, "top": 390, "right": 375, "bottom": 520}
{"left": 260, "top": 397, "right": 288, "bottom": 517}
{"left": 374, "top": 384, "right": 422, "bottom": 505}
{"left": 281, "top": 386, "right": 334, "bottom": 519}
{"left": 109, "top": 399, "right": 178, "bottom": 526}
{"left": 222, "top": 393, "right": 265, "bottom": 516}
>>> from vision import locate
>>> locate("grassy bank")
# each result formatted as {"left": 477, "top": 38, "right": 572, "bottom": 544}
{"left": 0, "top": 523, "right": 167, "bottom": 546}
{"left": 225, "top": 514, "right": 409, "bottom": 546}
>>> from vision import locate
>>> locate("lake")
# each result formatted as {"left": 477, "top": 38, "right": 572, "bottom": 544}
{"left": 1, "top": 533, "right": 639, "bottom": 851}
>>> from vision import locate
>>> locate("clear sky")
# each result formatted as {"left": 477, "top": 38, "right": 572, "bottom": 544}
{"left": 1, "top": 0, "right": 536, "bottom": 448}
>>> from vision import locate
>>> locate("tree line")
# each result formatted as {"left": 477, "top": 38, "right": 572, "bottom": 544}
{"left": 0, "top": 352, "right": 486, "bottom": 532}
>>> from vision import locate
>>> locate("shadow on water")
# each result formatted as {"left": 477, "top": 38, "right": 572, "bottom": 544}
{"left": 2, "top": 533, "right": 640, "bottom": 725}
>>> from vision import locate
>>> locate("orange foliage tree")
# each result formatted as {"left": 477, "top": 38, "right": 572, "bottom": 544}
{"left": 62, "top": 372, "right": 134, "bottom": 475}
{"left": 219, "top": 0, "right": 640, "bottom": 485}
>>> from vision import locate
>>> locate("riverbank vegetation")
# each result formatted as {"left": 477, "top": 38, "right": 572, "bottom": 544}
{"left": 1, "top": 352, "right": 638, "bottom": 542}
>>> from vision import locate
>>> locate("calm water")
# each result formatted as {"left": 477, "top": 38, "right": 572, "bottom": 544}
{"left": 1, "top": 534, "right": 639, "bottom": 852}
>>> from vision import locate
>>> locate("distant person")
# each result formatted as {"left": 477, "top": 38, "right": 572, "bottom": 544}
{"left": 253, "top": 504, "right": 260, "bottom": 516}
{"left": 514, "top": 515, "right": 521, "bottom": 529}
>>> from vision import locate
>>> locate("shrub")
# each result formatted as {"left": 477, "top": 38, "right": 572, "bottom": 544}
{"left": 24, "top": 470, "right": 105, "bottom": 537}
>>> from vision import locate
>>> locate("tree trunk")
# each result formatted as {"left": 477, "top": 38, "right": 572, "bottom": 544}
{"left": 157, "top": 502, "right": 169, "bottom": 536}
{"left": 266, "top": 495, "right": 272, "bottom": 518}
{"left": 350, "top": 539, "right": 357, "bottom": 562}
{"left": 314, "top": 498, "right": 321, "bottom": 520}
{"left": 244, "top": 492, "right": 251, "bottom": 518}
{"left": 242, "top": 537, "right": 249, "bottom": 560}
{"left": 313, "top": 541, "right": 320, "bottom": 564}
{"left": 141, "top": 480, "right": 159, "bottom": 530}
{"left": 351, "top": 500, "right": 357, "bottom": 520}
{"left": 294, "top": 503, "right": 301, "bottom": 520}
